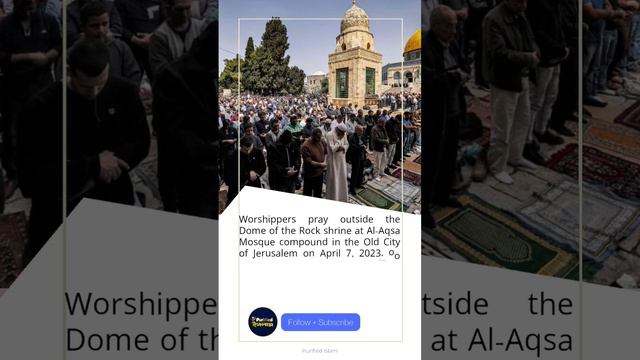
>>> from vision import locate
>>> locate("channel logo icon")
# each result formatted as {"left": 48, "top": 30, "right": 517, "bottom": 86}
{"left": 249, "top": 307, "right": 278, "bottom": 336}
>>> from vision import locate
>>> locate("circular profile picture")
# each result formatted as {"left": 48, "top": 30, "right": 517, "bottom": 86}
{"left": 248, "top": 307, "right": 278, "bottom": 336}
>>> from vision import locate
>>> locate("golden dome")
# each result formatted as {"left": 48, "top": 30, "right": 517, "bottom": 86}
{"left": 404, "top": 30, "right": 421, "bottom": 54}
{"left": 340, "top": 0, "right": 369, "bottom": 33}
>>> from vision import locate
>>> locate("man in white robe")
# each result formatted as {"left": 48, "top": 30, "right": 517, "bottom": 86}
{"left": 325, "top": 124, "right": 349, "bottom": 202}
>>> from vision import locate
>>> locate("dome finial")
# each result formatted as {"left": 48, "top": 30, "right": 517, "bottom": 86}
{"left": 352, "top": 0, "right": 356, "bottom": 5}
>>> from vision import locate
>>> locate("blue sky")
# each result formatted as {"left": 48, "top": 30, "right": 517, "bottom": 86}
{"left": 219, "top": 0, "right": 421, "bottom": 75}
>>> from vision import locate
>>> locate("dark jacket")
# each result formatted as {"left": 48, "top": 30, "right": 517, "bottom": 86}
{"left": 18, "top": 78, "right": 149, "bottom": 260}
{"left": 114, "top": 0, "right": 166, "bottom": 43}
{"left": 68, "top": 77, "right": 150, "bottom": 206}
{"left": 107, "top": 38, "right": 143, "bottom": 84}
{"left": 482, "top": 3, "right": 539, "bottom": 91}
{"left": 422, "top": 30, "right": 468, "bottom": 122}
{"left": 526, "top": 0, "right": 567, "bottom": 67}
{"left": 385, "top": 118, "right": 401, "bottom": 144}
{"left": 267, "top": 142, "right": 300, "bottom": 191}
{"left": 371, "top": 125, "right": 389, "bottom": 152}
{"left": 0, "top": 11, "right": 61, "bottom": 98}
{"left": 153, "top": 43, "right": 218, "bottom": 204}
{"left": 19, "top": 77, "right": 150, "bottom": 208}
{"left": 255, "top": 119, "right": 270, "bottom": 136}
{"left": 347, "top": 133, "right": 367, "bottom": 163}
{"left": 224, "top": 148, "right": 266, "bottom": 189}
{"left": 559, "top": 0, "right": 579, "bottom": 46}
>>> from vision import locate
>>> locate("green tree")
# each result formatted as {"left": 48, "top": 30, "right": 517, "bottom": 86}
{"left": 286, "top": 66, "right": 306, "bottom": 95}
{"left": 261, "top": 18, "right": 289, "bottom": 60}
{"left": 241, "top": 37, "right": 256, "bottom": 91}
{"left": 238, "top": 18, "right": 308, "bottom": 95}
{"left": 219, "top": 57, "right": 244, "bottom": 92}
{"left": 321, "top": 77, "right": 329, "bottom": 94}
{"left": 251, "top": 17, "right": 291, "bottom": 95}
{"left": 245, "top": 37, "right": 255, "bottom": 59}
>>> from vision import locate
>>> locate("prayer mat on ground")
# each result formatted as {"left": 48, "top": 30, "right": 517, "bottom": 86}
{"left": 348, "top": 196, "right": 364, "bottom": 207}
{"left": 583, "top": 120, "right": 640, "bottom": 160}
{"left": 426, "top": 195, "right": 578, "bottom": 277}
{"left": 353, "top": 187, "right": 404, "bottom": 211}
{"left": 564, "top": 261, "right": 601, "bottom": 282}
{"left": 614, "top": 99, "right": 640, "bottom": 131}
{"left": 516, "top": 180, "right": 640, "bottom": 262}
{"left": 486, "top": 169, "right": 561, "bottom": 204}
{"left": 402, "top": 161, "right": 421, "bottom": 174}
{"left": 0, "top": 212, "right": 27, "bottom": 288}
{"left": 391, "top": 168, "right": 421, "bottom": 186}
{"left": 368, "top": 178, "right": 421, "bottom": 206}
{"left": 546, "top": 144, "right": 640, "bottom": 200}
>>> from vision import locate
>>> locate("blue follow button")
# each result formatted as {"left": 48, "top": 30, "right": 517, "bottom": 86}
{"left": 281, "top": 313, "right": 360, "bottom": 331}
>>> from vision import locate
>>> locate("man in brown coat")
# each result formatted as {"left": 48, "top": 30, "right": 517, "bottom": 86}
{"left": 300, "top": 128, "right": 327, "bottom": 198}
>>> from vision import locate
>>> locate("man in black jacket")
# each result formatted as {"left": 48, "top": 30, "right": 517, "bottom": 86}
{"left": 523, "top": 0, "right": 570, "bottom": 165}
{"left": 267, "top": 130, "right": 300, "bottom": 193}
{"left": 348, "top": 125, "right": 367, "bottom": 195}
{"left": 0, "top": 0, "right": 61, "bottom": 198}
{"left": 549, "top": 0, "right": 579, "bottom": 137}
{"left": 224, "top": 136, "right": 266, "bottom": 207}
{"left": 482, "top": 0, "right": 539, "bottom": 185}
{"left": 153, "top": 21, "right": 217, "bottom": 218}
{"left": 18, "top": 38, "right": 150, "bottom": 265}
{"left": 422, "top": 5, "right": 469, "bottom": 229}
{"left": 466, "top": 0, "right": 495, "bottom": 87}
{"left": 385, "top": 114, "right": 401, "bottom": 172}
{"left": 114, "top": 0, "right": 166, "bottom": 79}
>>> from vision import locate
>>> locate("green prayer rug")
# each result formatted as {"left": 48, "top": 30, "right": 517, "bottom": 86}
{"left": 354, "top": 187, "right": 404, "bottom": 211}
{"left": 427, "top": 195, "right": 577, "bottom": 277}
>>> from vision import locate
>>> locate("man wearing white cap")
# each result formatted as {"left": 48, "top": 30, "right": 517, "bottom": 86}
{"left": 321, "top": 119, "right": 333, "bottom": 141}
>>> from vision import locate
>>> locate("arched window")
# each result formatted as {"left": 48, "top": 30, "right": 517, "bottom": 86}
{"left": 341, "top": 43, "right": 346, "bottom": 51}
{"left": 367, "top": 42, "right": 371, "bottom": 50}
{"left": 393, "top": 71, "right": 401, "bottom": 80}
{"left": 405, "top": 71, "right": 413, "bottom": 83}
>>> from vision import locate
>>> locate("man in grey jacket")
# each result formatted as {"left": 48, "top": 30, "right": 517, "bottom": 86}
{"left": 149, "top": 0, "right": 205, "bottom": 78}
{"left": 482, "top": 0, "right": 539, "bottom": 185}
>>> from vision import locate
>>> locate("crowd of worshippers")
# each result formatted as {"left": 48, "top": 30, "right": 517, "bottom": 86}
{"left": 422, "top": 0, "right": 578, "bottom": 228}
{"left": 0, "top": 0, "right": 217, "bottom": 265}
{"left": 219, "top": 95, "right": 421, "bottom": 208}
{"left": 584, "top": 0, "right": 640, "bottom": 107}
{"left": 378, "top": 92, "right": 421, "bottom": 112}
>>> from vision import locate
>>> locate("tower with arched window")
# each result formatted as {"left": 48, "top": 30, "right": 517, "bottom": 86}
{"left": 328, "top": 0, "right": 383, "bottom": 107}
